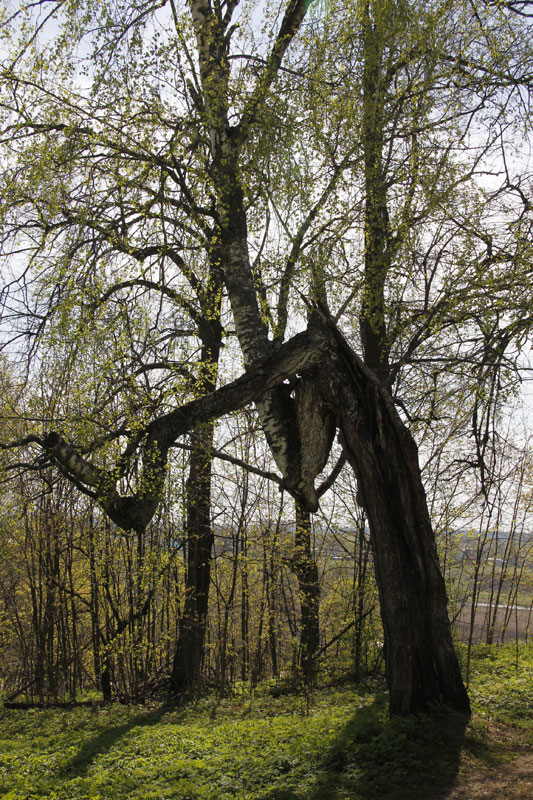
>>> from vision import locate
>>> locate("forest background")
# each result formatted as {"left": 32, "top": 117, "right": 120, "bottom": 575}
{"left": 0, "top": 0, "right": 532, "bottom": 719}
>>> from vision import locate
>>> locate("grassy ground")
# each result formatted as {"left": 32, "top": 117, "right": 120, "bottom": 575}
{"left": 0, "top": 643, "right": 531, "bottom": 800}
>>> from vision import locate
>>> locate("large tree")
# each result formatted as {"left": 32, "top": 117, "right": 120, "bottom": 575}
{"left": 2, "top": 0, "right": 533, "bottom": 713}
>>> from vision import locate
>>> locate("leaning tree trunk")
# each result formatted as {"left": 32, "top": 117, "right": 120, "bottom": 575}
{"left": 323, "top": 325, "right": 470, "bottom": 715}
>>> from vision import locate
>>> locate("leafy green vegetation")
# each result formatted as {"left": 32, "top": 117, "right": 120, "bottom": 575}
{"left": 467, "top": 642, "right": 533, "bottom": 723}
{"left": 1, "top": 644, "right": 530, "bottom": 800}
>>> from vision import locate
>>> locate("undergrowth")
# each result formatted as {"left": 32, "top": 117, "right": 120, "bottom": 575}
{"left": 0, "top": 643, "right": 530, "bottom": 800}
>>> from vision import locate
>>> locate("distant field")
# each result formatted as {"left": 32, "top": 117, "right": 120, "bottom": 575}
{"left": 454, "top": 603, "right": 532, "bottom": 644}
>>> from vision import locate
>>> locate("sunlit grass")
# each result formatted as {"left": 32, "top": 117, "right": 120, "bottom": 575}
{"left": 0, "top": 644, "right": 531, "bottom": 800}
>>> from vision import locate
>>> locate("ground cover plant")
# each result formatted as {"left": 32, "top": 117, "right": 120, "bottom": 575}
{"left": 0, "top": 643, "right": 531, "bottom": 800}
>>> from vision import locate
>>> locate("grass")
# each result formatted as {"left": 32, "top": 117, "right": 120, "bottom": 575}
{"left": 0, "top": 643, "right": 531, "bottom": 800}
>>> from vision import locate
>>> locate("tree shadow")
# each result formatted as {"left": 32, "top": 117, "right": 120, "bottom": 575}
{"left": 266, "top": 694, "right": 469, "bottom": 800}
{"left": 59, "top": 702, "right": 180, "bottom": 779}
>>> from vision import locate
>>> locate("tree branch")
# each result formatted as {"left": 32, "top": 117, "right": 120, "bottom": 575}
{"left": 172, "top": 440, "right": 284, "bottom": 487}
{"left": 24, "top": 320, "right": 327, "bottom": 532}
{"left": 235, "top": 0, "right": 309, "bottom": 145}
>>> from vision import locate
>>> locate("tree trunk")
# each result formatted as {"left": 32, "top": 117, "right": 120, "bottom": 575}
{"left": 169, "top": 264, "right": 222, "bottom": 699}
{"left": 323, "top": 327, "right": 470, "bottom": 715}
{"left": 265, "top": 539, "right": 279, "bottom": 678}
{"left": 100, "top": 657, "right": 113, "bottom": 703}
{"left": 291, "top": 504, "right": 320, "bottom": 685}
{"left": 240, "top": 530, "right": 250, "bottom": 682}
{"left": 170, "top": 425, "right": 215, "bottom": 697}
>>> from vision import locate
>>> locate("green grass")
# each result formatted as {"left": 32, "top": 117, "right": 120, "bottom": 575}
{"left": 467, "top": 641, "right": 533, "bottom": 722}
{"left": 0, "top": 643, "right": 531, "bottom": 800}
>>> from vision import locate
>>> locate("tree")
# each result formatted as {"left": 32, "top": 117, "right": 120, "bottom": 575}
{"left": 2, "top": 0, "right": 533, "bottom": 714}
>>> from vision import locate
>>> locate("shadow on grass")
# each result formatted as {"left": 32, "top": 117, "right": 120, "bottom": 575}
{"left": 266, "top": 694, "right": 469, "bottom": 800}
{"left": 59, "top": 702, "right": 178, "bottom": 779}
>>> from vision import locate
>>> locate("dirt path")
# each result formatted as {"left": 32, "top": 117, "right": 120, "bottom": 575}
{"left": 444, "top": 752, "right": 533, "bottom": 799}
